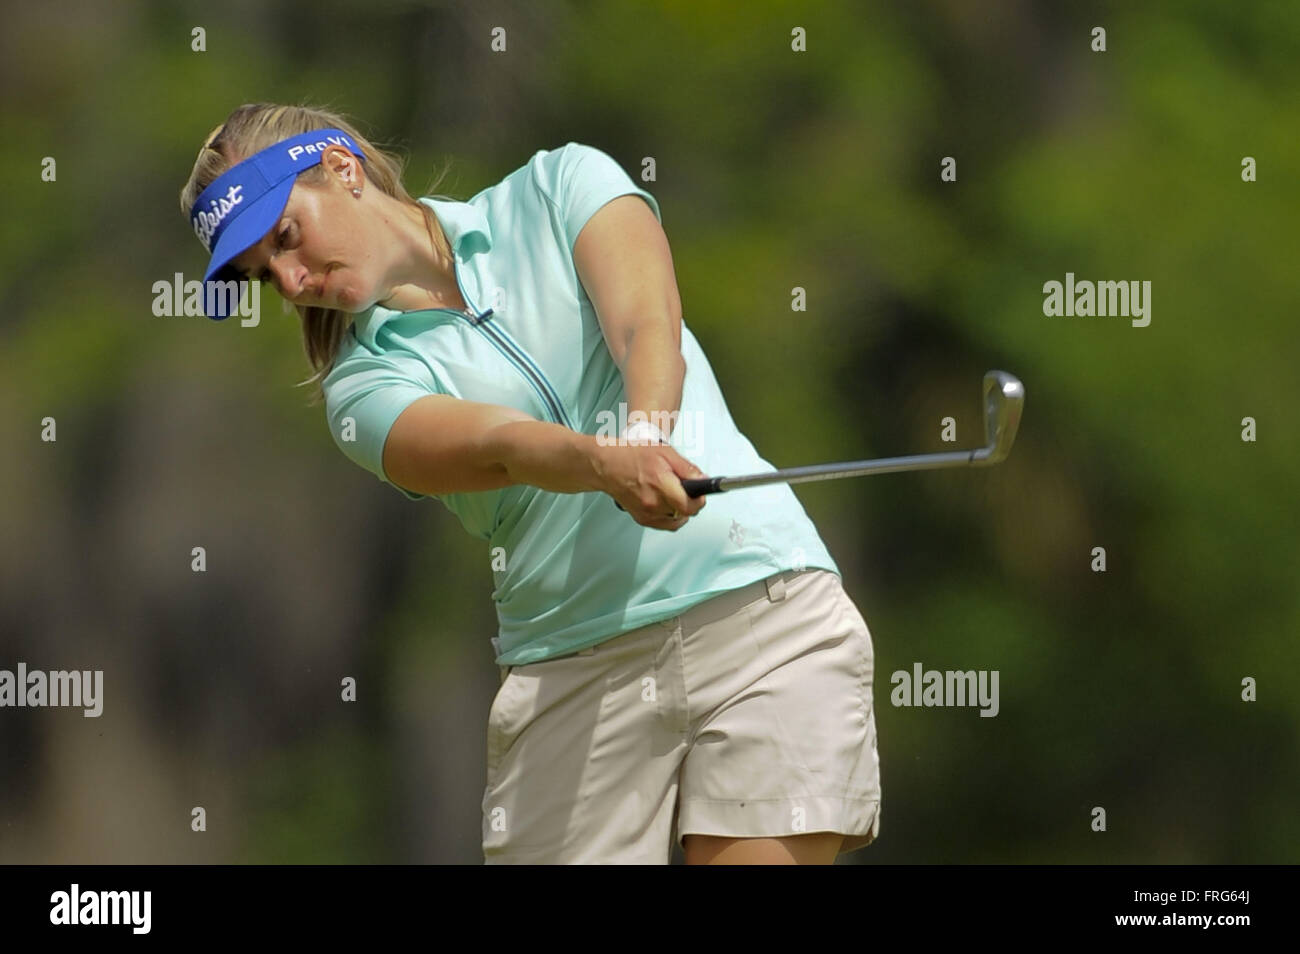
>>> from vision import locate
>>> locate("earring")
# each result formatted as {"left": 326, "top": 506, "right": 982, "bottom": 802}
{"left": 352, "top": 188, "right": 361, "bottom": 197}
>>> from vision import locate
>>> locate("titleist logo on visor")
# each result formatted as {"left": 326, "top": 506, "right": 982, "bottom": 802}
{"left": 190, "top": 132, "right": 361, "bottom": 252}
{"left": 193, "top": 185, "right": 244, "bottom": 251}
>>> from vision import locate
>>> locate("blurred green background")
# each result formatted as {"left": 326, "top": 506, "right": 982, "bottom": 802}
{"left": 1, "top": 0, "right": 1296, "bottom": 864}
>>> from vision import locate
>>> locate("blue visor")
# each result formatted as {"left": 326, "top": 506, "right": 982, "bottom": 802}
{"left": 189, "top": 128, "right": 366, "bottom": 319}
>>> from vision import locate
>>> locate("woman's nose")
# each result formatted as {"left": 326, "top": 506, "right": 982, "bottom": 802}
{"left": 269, "top": 257, "right": 305, "bottom": 299}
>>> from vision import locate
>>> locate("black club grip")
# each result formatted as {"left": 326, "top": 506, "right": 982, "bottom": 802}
{"left": 682, "top": 476, "right": 723, "bottom": 497}
{"left": 614, "top": 475, "right": 723, "bottom": 511}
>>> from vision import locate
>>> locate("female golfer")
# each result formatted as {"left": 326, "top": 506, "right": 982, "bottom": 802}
{"left": 180, "top": 103, "right": 881, "bottom": 865}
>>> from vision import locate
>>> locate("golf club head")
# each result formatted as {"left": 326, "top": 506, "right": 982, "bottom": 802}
{"left": 972, "top": 370, "right": 1024, "bottom": 465}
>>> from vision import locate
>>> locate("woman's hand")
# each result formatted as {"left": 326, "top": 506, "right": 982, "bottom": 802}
{"left": 592, "top": 441, "right": 708, "bottom": 531}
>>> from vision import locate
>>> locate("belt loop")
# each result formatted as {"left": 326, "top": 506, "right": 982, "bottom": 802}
{"left": 764, "top": 573, "right": 787, "bottom": 603}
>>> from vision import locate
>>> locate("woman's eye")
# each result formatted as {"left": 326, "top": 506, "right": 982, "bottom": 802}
{"left": 253, "top": 223, "right": 294, "bottom": 282}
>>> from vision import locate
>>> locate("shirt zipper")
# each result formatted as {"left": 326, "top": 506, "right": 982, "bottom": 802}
{"left": 446, "top": 267, "right": 574, "bottom": 431}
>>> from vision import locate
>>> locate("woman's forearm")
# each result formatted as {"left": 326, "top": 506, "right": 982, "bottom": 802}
{"left": 487, "top": 420, "right": 606, "bottom": 494}
{"left": 484, "top": 401, "right": 707, "bottom": 525}
{"left": 621, "top": 326, "right": 686, "bottom": 437}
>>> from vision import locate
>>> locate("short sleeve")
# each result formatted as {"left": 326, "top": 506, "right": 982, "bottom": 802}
{"left": 323, "top": 349, "right": 439, "bottom": 501}
{"left": 535, "top": 142, "right": 662, "bottom": 251}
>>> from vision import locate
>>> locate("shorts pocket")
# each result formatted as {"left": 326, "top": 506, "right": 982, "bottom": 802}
{"left": 832, "top": 579, "right": 875, "bottom": 718}
{"left": 486, "top": 668, "right": 526, "bottom": 780}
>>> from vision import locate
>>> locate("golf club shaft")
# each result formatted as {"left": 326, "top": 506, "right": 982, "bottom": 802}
{"left": 677, "top": 369, "right": 1023, "bottom": 499}
{"left": 681, "top": 449, "right": 985, "bottom": 497}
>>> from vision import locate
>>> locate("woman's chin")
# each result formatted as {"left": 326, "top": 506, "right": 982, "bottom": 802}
{"left": 330, "top": 285, "right": 367, "bottom": 312}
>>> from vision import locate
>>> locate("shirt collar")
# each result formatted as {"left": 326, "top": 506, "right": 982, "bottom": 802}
{"left": 350, "top": 196, "right": 493, "bottom": 350}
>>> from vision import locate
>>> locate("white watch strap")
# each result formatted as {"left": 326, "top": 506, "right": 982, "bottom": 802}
{"left": 622, "top": 420, "right": 667, "bottom": 445}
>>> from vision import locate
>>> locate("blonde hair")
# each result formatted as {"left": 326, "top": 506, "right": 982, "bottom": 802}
{"left": 179, "top": 103, "right": 455, "bottom": 404}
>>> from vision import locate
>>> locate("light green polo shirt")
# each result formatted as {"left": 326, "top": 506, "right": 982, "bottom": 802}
{"left": 323, "top": 142, "right": 839, "bottom": 665}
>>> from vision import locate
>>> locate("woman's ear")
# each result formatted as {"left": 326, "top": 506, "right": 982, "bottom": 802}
{"left": 319, "top": 144, "right": 364, "bottom": 192}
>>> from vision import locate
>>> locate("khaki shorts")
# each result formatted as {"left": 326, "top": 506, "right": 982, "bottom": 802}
{"left": 482, "top": 568, "right": 882, "bottom": 863}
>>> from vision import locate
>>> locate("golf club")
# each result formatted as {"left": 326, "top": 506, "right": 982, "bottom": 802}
{"left": 679, "top": 370, "right": 1024, "bottom": 498}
